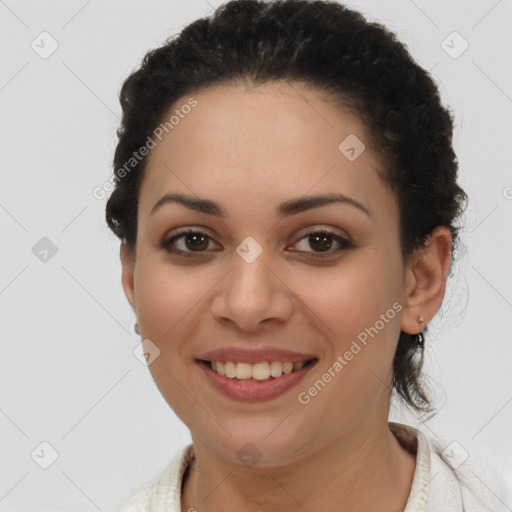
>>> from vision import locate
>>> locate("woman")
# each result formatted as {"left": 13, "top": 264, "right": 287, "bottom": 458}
{"left": 105, "top": 1, "right": 509, "bottom": 510}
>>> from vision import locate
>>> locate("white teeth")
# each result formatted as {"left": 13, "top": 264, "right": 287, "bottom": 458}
{"left": 282, "top": 362, "right": 294, "bottom": 374}
{"left": 270, "top": 361, "right": 283, "bottom": 378}
{"left": 235, "top": 362, "right": 253, "bottom": 379}
{"left": 252, "top": 362, "right": 270, "bottom": 380}
{"left": 209, "top": 360, "right": 309, "bottom": 380}
{"left": 225, "top": 361, "right": 236, "bottom": 378}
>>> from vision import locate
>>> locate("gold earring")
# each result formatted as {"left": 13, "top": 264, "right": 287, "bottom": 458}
{"left": 414, "top": 315, "right": 425, "bottom": 348}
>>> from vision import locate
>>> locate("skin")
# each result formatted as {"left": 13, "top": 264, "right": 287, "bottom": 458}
{"left": 120, "top": 80, "right": 452, "bottom": 512}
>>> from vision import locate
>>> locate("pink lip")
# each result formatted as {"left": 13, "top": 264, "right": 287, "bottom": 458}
{"left": 196, "top": 359, "right": 318, "bottom": 402}
{"left": 197, "top": 346, "right": 317, "bottom": 364}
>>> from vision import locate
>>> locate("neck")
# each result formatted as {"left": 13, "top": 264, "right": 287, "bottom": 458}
{"left": 181, "top": 420, "right": 416, "bottom": 512}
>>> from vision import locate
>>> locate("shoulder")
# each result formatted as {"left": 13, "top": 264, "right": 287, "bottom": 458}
{"left": 427, "top": 434, "right": 511, "bottom": 512}
{"left": 393, "top": 422, "right": 511, "bottom": 512}
{"left": 113, "top": 443, "right": 194, "bottom": 512}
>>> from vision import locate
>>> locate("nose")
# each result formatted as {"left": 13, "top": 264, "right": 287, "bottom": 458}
{"left": 210, "top": 249, "right": 294, "bottom": 333}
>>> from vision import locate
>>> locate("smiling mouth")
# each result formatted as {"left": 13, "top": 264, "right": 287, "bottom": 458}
{"left": 197, "top": 358, "right": 318, "bottom": 382}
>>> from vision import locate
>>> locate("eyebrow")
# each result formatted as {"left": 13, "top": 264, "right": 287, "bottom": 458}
{"left": 149, "top": 192, "right": 371, "bottom": 218}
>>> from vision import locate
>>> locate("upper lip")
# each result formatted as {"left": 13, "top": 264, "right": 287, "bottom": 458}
{"left": 197, "top": 347, "right": 318, "bottom": 364}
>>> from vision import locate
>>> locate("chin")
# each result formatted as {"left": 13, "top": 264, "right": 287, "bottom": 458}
{"left": 196, "top": 419, "right": 314, "bottom": 467}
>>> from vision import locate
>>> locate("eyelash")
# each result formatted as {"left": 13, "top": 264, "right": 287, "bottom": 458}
{"left": 160, "top": 228, "right": 355, "bottom": 259}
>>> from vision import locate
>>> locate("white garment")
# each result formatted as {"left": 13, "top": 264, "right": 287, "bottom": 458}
{"left": 113, "top": 422, "right": 511, "bottom": 512}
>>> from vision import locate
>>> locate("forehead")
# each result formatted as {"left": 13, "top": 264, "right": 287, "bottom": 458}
{"left": 139, "top": 81, "right": 396, "bottom": 222}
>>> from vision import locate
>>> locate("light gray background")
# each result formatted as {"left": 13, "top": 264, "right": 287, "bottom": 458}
{"left": 1, "top": 0, "right": 511, "bottom": 510}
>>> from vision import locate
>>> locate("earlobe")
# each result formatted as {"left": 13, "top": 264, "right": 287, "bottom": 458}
{"left": 120, "top": 242, "right": 136, "bottom": 312}
{"left": 400, "top": 226, "right": 453, "bottom": 335}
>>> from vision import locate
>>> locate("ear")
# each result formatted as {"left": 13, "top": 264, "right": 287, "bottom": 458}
{"left": 120, "top": 242, "right": 136, "bottom": 313}
{"left": 400, "top": 226, "right": 453, "bottom": 335}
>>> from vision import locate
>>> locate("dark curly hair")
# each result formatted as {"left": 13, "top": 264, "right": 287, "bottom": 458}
{"left": 105, "top": 0, "right": 468, "bottom": 415}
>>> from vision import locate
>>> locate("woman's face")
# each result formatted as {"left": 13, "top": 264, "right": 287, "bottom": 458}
{"left": 121, "top": 81, "right": 421, "bottom": 465}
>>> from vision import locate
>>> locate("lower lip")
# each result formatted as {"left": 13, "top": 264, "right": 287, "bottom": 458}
{"left": 196, "top": 360, "right": 318, "bottom": 402}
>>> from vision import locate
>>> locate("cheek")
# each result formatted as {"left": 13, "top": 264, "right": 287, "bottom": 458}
{"left": 134, "top": 259, "right": 207, "bottom": 338}
{"left": 293, "top": 256, "right": 402, "bottom": 407}
{"left": 132, "top": 260, "right": 209, "bottom": 414}
{"left": 295, "top": 255, "right": 401, "bottom": 342}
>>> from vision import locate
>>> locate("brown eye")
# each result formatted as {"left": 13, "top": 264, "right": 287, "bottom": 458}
{"left": 290, "top": 230, "right": 354, "bottom": 259}
{"left": 161, "top": 230, "right": 219, "bottom": 256}
{"left": 308, "top": 232, "right": 333, "bottom": 252}
{"left": 160, "top": 228, "right": 354, "bottom": 260}
{"left": 182, "top": 232, "right": 209, "bottom": 251}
